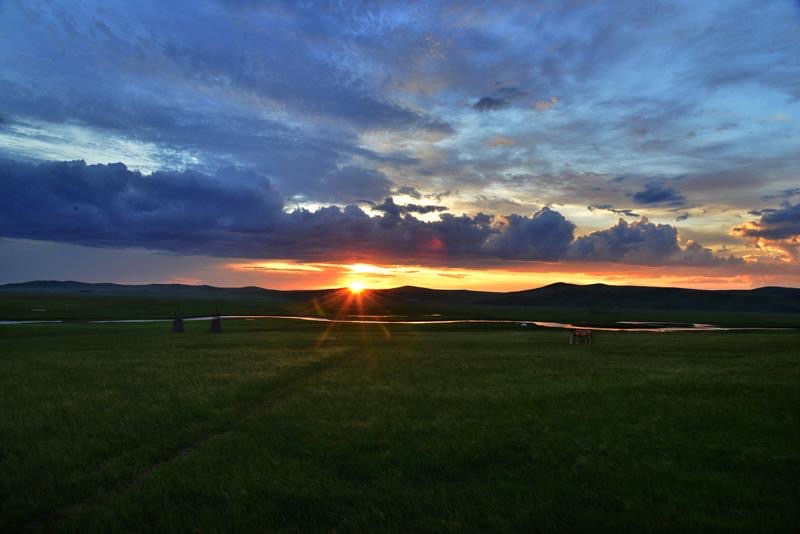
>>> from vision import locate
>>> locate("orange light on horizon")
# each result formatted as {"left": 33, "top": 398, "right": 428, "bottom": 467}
{"left": 224, "top": 259, "right": 800, "bottom": 292}
{"left": 348, "top": 280, "right": 367, "bottom": 294}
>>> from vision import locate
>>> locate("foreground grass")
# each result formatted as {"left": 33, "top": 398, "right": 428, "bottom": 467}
{"left": 1, "top": 321, "right": 798, "bottom": 531}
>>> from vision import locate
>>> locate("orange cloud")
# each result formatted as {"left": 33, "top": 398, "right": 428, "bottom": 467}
{"left": 486, "top": 135, "right": 515, "bottom": 147}
{"left": 533, "top": 96, "right": 558, "bottom": 111}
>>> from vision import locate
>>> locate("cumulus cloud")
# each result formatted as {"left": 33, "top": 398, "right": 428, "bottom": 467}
{"left": 631, "top": 182, "right": 686, "bottom": 206}
{"left": 569, "top": 218, "right": 739, "bottom": 266}
{"left": 734, "top": 203, "right": 800, "bottom": 240}
{"left": 732, "top": 202, "right": 800, "bottom": 262}
{"left": 0, "top": 157, "right": 741, "bottom": 266}
{"left": 0, "top": 159, "right": 284, "bottom": 254}
{"left": 481, "top": 208, "right": 575, "bottom": 260}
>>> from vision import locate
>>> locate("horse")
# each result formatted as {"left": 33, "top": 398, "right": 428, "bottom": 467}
{"left": 569, "top": 329, "right": 593, "bottom": 345}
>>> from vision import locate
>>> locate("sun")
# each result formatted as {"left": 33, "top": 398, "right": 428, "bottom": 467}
{"left": 348, "top": 280, "right": 366, "bottom": 295}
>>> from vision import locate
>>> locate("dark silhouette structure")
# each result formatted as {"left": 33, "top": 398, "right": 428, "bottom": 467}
{"left": 208, "top": 313, "right": 223, "bottom": 333}
{"left": 171, "top": 312, "right": 185, "bottom": 333}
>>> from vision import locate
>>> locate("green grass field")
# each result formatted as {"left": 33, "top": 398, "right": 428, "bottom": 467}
{"left": 3, "top": 291, "right": 800, "bottom": 328}
{"left": 2, "top": 318, "right": 798, "bottom": 532}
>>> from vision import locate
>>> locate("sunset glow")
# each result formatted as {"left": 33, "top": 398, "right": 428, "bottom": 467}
{"left": 348, "top": 280, "right": 366, "bottom": 294}
{"left": 221, "top": 259, "right": 800, "bottom": 292}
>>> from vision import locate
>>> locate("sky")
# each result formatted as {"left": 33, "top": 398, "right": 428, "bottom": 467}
{"left": 1, "top": 0, "right": 799, "bottom": 291}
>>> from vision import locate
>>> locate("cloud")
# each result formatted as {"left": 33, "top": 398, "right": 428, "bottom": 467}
{"left": 762, "top": 188, "right": 800, "bottom": 202}
{"left": 472, "top": 86, "right": 525, "bottom": 112}
{"left": 368, "top": 197, "right": 447, "bottom": 216}
{"left": 569, "top": 218, "right": 738, "bottom": 266}
{"left": 631, "top": 182, "right": 686, "bottom": 206}
{"left": 486, "top": 135, "right": 515, "bottom": 147}
{"left": 754, "top": 113, "right": 790, "bottom": 123}
{"left": 0, "top": 158, "right": 511, "bottom": 261}
{"left": 404, "top": 203, "right": 448, "bottom": 214}
{"left": 473, "top": 96, "right": 508, "bottom": 112}
{"left": 481, "top": 208, "right": 576, "bottom": 260}
{"left": 0, "top": 158, "right": 285, "bottom": 254}
{"left": 1, "top": 157, "right": 740, "bottom": 268}
{"left": 587, "top": 204, "right": 639, "bottom": 218}
{"left": 533, "top": 96, "right": 558, "bottom": 111}
{"left": 731, "top": 202, "right": 800, "bottom": 262}
{"left": 0, "top": 1, "right": 455, "bottom": 204}
{"left": 732, "top": 202, "right": 800, "bottom": 241}
{"left": 393, "top": 185, "right": 422, "bottom": 199}
{"left": 716, "top": 122, "right": 738, "bottom": 131}
{"left": 316, "top": 166, "right": 394, "bottom": 203}
{"left": 2, "top": 0, "right": 799, "bottom": 232}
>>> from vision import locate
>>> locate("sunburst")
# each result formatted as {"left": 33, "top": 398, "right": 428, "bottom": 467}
{"left": 348, "top": 280, "right": 366, "bottom": 294}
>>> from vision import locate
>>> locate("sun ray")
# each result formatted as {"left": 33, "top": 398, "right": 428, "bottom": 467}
{"left": 348, "top": 280, "right": 366, "bottom": 294}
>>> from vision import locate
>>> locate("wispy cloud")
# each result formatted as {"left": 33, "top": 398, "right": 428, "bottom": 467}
{"left": 533, "top": 96, "right": 558, "bottom": 111}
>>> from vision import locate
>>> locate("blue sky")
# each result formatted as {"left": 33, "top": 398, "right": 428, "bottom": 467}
{"left": 1, "top": 0, "right": 799, "bottom": 289}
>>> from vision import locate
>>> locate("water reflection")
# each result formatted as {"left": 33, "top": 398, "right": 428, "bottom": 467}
{"left": 0, "top": 316, "right": 791, "bottom": 332}
{"left": 90, "top": 315, "right": 789, "bottom": 332}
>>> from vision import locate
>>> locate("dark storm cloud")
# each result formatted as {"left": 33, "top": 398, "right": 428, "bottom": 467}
{"left": 631, "top": 182, "right": 686, "bottom": 206}
{"left": 0, "top": 157, "right": 731, "bottom": 266}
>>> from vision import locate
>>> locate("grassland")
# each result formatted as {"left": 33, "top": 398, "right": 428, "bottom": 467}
{"left": 3, "top": 291, "right": 800, "bottom": 328}
{"left": 1, "top": 318, "right": 798, "bottom": 532}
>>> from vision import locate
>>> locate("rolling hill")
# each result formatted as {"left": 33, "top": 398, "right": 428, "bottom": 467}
{"left": 2, "top": 280, "right": 799, "bottom": 314}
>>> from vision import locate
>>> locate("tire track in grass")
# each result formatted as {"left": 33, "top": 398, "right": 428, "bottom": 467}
{"left": 21, "top": 350, "right": 350, "bottom": 531}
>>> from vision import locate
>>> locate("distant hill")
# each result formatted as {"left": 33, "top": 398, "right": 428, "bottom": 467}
{"left": 0, "top": 280, "right": 321, "bottom": 301}
{"left": 370, "top": 285, "right": 492, "bottom": 303}
{"left": 475, "top": 282, "right": 800, "bottom": 314}
{"left": 2, "top": 280, "right": 799, "bottom": 314}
